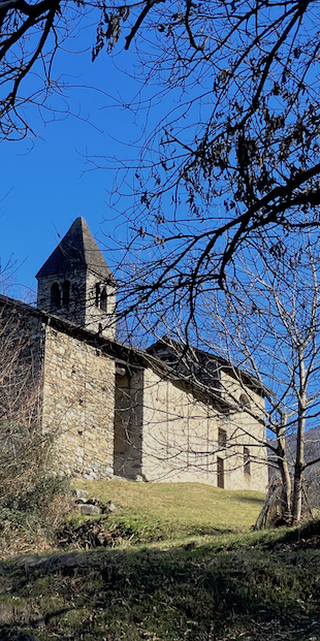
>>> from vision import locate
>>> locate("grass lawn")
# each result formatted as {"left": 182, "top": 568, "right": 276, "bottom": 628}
{"left": 1, "top": 481, "right": 319, "bottom": 641}
{"left": 74, "top": 479, "right": 266, "bottom": 540}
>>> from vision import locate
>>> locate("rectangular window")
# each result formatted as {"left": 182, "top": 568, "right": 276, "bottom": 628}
{"left": 95, "top": 283, "right": 100, "bottom": 307}
{"left": 217, "top": 457, "right": 224, "bottom": 489}
{"left": 100, "top": 287, "right": 108, "bottom": 312}
{"left": 244, "top": 446, "right": 251, "bottom": 476}
{"left": 218, "top": 427, "right": 227, "bottom": 449}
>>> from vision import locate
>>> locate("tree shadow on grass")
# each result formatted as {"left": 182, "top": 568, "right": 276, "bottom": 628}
{"left": 1, "top": 540, "right": 320, "bottom": 641}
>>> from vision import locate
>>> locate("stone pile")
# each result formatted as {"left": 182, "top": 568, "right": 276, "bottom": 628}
{"left": 72, "top": 488, "right": 116, "bottom": 516}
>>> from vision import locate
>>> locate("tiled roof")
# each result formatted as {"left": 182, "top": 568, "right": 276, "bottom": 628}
{"left": 147, "top": 336, "right": 268, "bottom": 397}
{"left": 36, "top": 217, "right": 115, "bottom": 282}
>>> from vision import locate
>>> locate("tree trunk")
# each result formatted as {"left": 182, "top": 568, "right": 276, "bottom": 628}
{"left": 276, "top": 414, "right": 292, "bottom": 522}
{"left": 291, "top": 348, "right": 306, "bottom": 525}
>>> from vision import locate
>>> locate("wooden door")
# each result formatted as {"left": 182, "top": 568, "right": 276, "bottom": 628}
{"left": 217, "top": 456, "right": 224, "bottom": 489}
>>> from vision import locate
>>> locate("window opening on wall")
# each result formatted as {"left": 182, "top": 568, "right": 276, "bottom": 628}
{"left": 217, "top": 456, "right": 224, "bottom": 489}
{"left": 218, "top": 427, "right": 227, "bottom": 449}
{"left": 239, "top": 393, "right": 251, "bottom": 410}
{"left": 95, "top": 282, "right": 100, "bottom": 307}
{"left": 62, "top": 280, "right": 70, "bottom": 305}
{"left": 95, "top": 282, "right": 108, "bottom": 312}
{"left": 51, "top": 282, "right": 60, "bottom": 308}
{"left": 100, "top": 286, "right": 108, "bottom": 312}
{"left": 244, "top": 446, "right": 251, "bottom": 475}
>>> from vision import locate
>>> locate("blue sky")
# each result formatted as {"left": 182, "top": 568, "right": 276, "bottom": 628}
{"left": 0, "top": 19, "right": 160, "bottom": 302}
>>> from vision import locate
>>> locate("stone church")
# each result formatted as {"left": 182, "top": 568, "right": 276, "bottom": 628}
{"left": 0, "top": 218, "right": 268, "bottom": 492}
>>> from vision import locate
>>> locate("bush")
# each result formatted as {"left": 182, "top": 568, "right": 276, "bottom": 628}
{"left": 0, "top": 425, "right": 73, "bottom": 556}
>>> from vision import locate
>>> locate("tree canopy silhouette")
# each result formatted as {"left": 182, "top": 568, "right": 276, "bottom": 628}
{"left": 2, "top": 0, "right": 320, "bottom": 296}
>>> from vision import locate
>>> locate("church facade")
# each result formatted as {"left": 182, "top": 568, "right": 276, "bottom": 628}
{"left": 0, "top": 218, "right": 268, "bottom": 492}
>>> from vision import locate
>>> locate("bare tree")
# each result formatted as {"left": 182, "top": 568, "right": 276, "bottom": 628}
{"left": 0, "top": 302, "right": 69, "bottom": 541}
{"left": 201, "top": 235, "right": 320, "bottom": 525}
{"left": 0, "top": 306, "right": 42, "bottom": 497}
{"left": 95, "top": 0, "right": 320, "bottom": 318}
{"left": 3, "top": 0, "right": 320, "bottom": 283}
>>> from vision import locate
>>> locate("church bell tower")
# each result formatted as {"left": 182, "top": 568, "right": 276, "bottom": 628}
{"left": 36, "top": 217, "right": 116, "bottom": 340}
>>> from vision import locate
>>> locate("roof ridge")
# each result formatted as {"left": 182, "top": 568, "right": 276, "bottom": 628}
{"left": 36, "top": 217, "right": 116, "bottom": 282}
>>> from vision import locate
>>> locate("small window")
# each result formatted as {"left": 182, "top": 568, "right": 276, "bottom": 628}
{"left": 217, "top": 457, "right": 224, "bottom": 489}
{"left": 95, "top": 282, "right": 108, "bottom": 312}
{"left": 62, "top": 280, "right": 70, "bottom": 305}
{"left": 51, "top": 282, "right": 60, "bottom": 308}
{"left": 244, "top": 446, "right": 251, "bottom": 475}
{"left": 240, "top": 393, "right": 251, "bottom": 410}
{"left": 95, "top": 282, "right": 100, "bottom": 307}
{"left": 218, "top": 427, "right": 227, "bottom": 449}
{"left": 100, "top": 287, "right": 108, "bottom": 312}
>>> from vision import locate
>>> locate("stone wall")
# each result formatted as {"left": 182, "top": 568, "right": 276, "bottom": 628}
{"left": 141, "top": 367, "right": 268, "bottom": 492}
{"left": 0, "top": 298, "right": 44, "bottom": 424}
{"left": 0, "top": 295, "right": 268, "bottom": 490}
{"left": 37, "top": 268, "right": 116, "bottom": 340}
{"left": 218, "top": 369, "right": 268, "bottom": 492}
{"left": 141, "top": 368, "right": 220, "bottom": 484}
{"left": 42, "top": 325, "right": 115, "bottom": 479}
{"left": 85, "top": 270, "right": 116, "bottom": 339}
{"left": 37, "top": 269, "right": 87, "bottom": 328}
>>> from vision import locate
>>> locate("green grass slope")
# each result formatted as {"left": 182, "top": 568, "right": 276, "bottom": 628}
{"left": 74, "top": 479, "right": 265, "bottom": 541}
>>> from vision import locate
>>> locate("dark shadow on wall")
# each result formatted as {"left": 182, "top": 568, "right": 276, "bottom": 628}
{"left": 114, "top": 366, "right": 143, "bottom": 480}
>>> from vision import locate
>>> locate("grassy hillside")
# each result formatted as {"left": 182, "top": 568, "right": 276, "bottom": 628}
{"left": 74, "top": 479, "right": 266, "bottom": 540}
{"left": 1, "top": 481, "right": 320, "bottom": 641}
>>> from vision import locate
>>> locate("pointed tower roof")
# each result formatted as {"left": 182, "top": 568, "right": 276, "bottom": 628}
{"left": 36, "top": 217, "right": 115, "bottom": 282}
